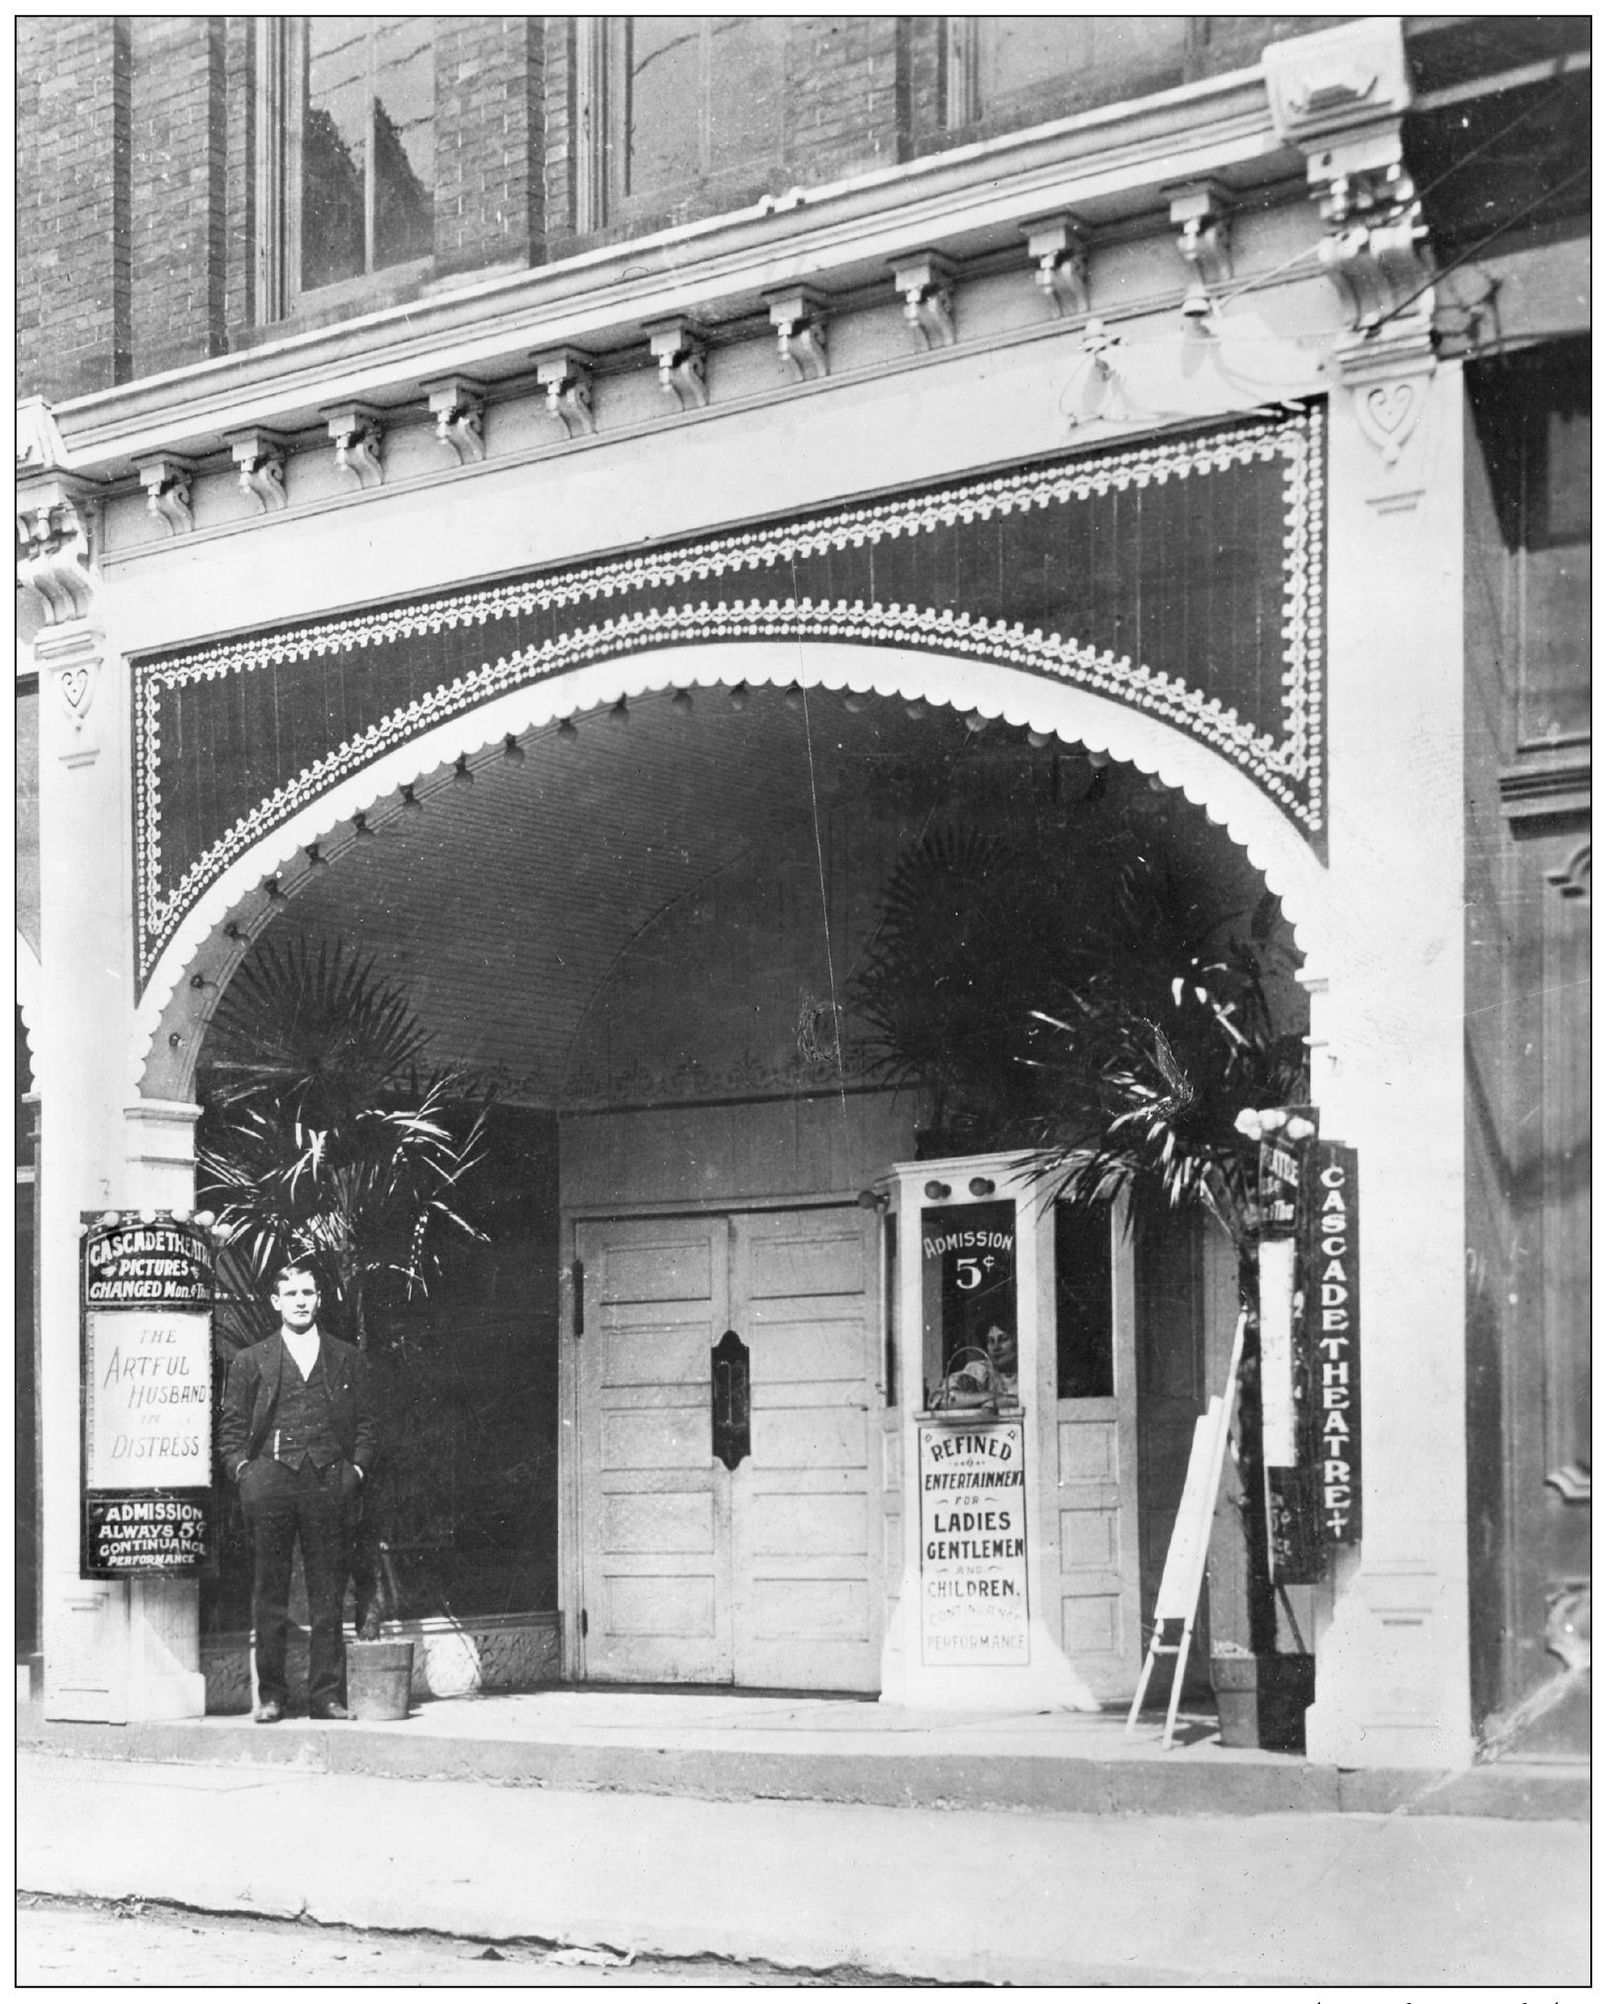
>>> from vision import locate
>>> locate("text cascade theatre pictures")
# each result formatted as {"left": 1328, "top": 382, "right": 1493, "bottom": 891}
{"left": 80, "top": 1211, "right": 216, "bottom": 1577}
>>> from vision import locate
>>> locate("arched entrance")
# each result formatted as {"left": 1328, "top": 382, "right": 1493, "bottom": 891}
{"left": 162, "top": 649, "right": 1322, "bottom": 1702}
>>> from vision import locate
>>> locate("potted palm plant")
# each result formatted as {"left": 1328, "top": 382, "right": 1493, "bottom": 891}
{"left": 195, "top": 933, "right": 491, "bottom": 1699}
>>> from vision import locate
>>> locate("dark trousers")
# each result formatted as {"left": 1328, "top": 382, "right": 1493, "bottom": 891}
{"left": 242, "top": 1458, "right": 351, "bottom": 1709}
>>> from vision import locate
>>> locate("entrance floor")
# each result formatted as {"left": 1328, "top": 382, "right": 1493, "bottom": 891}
{"left": 18, "top": 1686, "right": 1586, "bottom": 1821}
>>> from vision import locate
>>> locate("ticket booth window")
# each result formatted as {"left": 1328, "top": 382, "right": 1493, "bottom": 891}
{"left": 1055, "top": 1199, "right": 1114, "bottom": 1399}
{"left": 920, "top": 1198, "right": 1019, "bottom": 1407}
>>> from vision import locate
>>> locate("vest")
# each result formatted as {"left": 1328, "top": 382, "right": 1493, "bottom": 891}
{"left": 271, "top": 1346, "right": 343, "bottom": 1472}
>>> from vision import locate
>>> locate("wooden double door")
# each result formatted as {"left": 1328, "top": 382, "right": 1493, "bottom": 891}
{"left": 573, "top": 1206, "right": 882, "bottom": 1692}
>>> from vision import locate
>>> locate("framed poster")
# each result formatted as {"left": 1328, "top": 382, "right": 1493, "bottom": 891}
{"left": 918, "top": 1419, "right": 1030, "bottom": 1666}
{"left": 80, "top": 1211, "right": 216, "bottom": 1578}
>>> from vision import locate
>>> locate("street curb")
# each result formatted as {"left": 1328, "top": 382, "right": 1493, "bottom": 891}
{"left": 17, "top": 1709, "right": 1589, "bottom": 1821}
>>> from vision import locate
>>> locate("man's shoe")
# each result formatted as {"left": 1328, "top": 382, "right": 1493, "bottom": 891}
{"left": 253, "top": 1698, "right": 284, "bottom": 1723}
{"left": 308, "top": 1701, "right": 350, "bottom": 1721}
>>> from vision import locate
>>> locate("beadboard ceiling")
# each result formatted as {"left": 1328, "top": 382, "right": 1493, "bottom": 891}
{"left": 223, "top": 686, "right": 1273, "bottom": 1108}
{"left": 237, "top": 689, "right": 980, "bottom": 1104}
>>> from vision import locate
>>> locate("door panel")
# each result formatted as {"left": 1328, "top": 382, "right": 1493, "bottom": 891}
{"left": 1052, "top": 1210, "right": 1143, "bottom": 1703}
{"left": 576, "top": 1206, "right": 881, "bottom": 1692}
{"left": 578, "top": 1216, "right": 732, "bottom": 1682}
{"left": 731, "top": 1209, "right": 881, "bottom": 1692}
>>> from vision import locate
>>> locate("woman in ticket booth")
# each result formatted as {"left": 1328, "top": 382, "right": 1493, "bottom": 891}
{"left": 943, "top": 1320, "right": 1018, "bottom": 1407}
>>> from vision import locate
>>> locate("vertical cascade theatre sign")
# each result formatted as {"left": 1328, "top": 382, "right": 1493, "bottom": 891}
{"left": 81, "top": 1211, "right": 215, "bottom": 1577}
{"left": 1307, "top": 1143, "right": 1362, "bottom": 1545}
{"left": 918, "top": 1422, "right": 1030, "bottom": 1666}
{"left": 1255, "top": 1127, "right": 1363, "bottom": 1580}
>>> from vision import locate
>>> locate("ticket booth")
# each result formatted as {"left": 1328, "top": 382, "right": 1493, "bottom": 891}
{"left": 877, "top": 1151, "right": 1137, "bottom": 1710}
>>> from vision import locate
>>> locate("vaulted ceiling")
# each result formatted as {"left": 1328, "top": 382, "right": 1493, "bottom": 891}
{"left": 211, "top": 685, "right": 1283, "bottom": 1110}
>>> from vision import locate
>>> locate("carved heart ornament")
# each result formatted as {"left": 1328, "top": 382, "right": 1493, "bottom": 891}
{"left": 59, "top": 665, "right": 90, "bottom": 713}
{"left": 1364, "top": 379, "right": 1415, "bottom": 439}
{"left": 1355, "top": 375, "right": 1426, "bottom": 468}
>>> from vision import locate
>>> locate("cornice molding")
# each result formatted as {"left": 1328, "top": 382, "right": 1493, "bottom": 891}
{"left": 44, "top": 64, "right": 1287, "bottom": 479}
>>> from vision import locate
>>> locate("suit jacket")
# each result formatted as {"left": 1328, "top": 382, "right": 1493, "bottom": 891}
{"left": 218, "top": 1330, "right": 377, "bottom": 1483}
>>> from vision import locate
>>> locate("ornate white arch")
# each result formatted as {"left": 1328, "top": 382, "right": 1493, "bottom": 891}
{"left": 133, "top": 641, "right": 1332, "bottom": 1096}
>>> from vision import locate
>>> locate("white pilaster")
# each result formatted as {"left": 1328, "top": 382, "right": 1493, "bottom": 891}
{"left": 1303, "top": 358, "right": 1472, "bottom": 1769}
{"left": 24, "top": 413, "right": 207, "bottom": 1722}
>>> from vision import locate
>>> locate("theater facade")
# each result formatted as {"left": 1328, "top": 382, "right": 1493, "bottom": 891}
{"left": 17, "top": 17, "right": 1589, "bottom": 1767}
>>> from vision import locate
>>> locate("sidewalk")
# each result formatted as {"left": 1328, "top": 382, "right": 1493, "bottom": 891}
{"left": 17, "top": 1685, "right": 1590, "bottom": 1820}
{"left": 17, "top": 1730, "right": 1591, "bottom": 1986}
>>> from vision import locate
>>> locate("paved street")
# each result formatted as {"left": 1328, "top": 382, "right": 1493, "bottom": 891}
{"left": 16, "top": 1894, "right": 855, "bottom": 1987}
{"left": 18, "top": 1748, "right": 1590, "bottom": 1988}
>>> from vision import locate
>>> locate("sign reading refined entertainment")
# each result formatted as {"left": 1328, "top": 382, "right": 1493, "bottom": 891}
{"left": 81, "top": 1211, "right": 215, "bottom": 1578}
{"left": 1307, "top": 1143, "right": 1362, "bottom": 1545}
{"left": 918, "top": 1421, "right": 1030, "bottom": 1666}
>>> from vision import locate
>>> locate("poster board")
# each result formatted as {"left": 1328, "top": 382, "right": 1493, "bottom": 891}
{"left": 917, "top": 1420, "right": 1030, "bottom": 1665}
{"left": 1151, "top": 1402, "right": 1223, "bottom": 1623}
{"left": 80, "top": 1211, "right": 215, "bottom": 1578}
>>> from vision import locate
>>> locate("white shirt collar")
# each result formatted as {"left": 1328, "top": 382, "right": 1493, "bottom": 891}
{"left": 281, "top": 1326, "right": 321, "bottom": 1379}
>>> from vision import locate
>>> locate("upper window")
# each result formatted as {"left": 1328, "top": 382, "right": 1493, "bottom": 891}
{"left": 298, "top": 17, "right": 433, "bottom": 289}
{"left": 578, "top": 17, "right": 788, "bottom": 231}
{"left": 946, "top": 17, "right": 1191, "bottom": 129}
{"left": 260, "top": 17, "right": 434, "bottom": 313}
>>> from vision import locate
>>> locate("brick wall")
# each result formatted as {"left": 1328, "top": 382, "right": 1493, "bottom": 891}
{"left": 541, "top": 18, "right": 579, "bottom": 256}
{"left": 434, "top": 17, "right": 547, "bottom": 277}
{"left": 16, "top": 15, "right": 131, "bottom": 400}
{"left": 131, "top": 16, "right": 227, "bottom": 377}
{"left": 222, "top": 17, "right": 258, "bottom": 333}
{"left": 784, "top": 17, "right": 903, "bottom": 185}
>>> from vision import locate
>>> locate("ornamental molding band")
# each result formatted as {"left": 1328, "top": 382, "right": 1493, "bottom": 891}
{"left": 131, "top": 409, "right": 1326, "bottom": 989}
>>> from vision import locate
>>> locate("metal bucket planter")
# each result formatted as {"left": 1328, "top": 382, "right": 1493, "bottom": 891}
{"left": 1210, "top": 1652, "right": 1314, "bottom": 1752}
{"left": 347, "top": 1638, "right": 416, "bottom": 1721}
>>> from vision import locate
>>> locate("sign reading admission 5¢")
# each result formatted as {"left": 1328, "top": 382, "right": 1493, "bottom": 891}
{"left": 80, "top": 1211, "right": 216, "bottom": 1578}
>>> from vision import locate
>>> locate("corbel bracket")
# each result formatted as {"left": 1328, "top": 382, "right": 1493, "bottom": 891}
{"left": 136, "top": 454, "right": 197, "bottom": 536}
{"left": 532, "top": 348, "right": 596, "bottom": 438}
{"left": 763, "top": 286, "right": 830, "bottom": 382}
{"left": 225, "top": 429, "right": 290, "bottom": 513}
{"left": 892, "top": 253, "right": 956, "bottom": 352}
{"left": 1263, "top": 19, "right": 1430, "bottom": 335}
{"left": 1313, "top": 140, "right": 1431, "bottom": 332}
{"left": 645, "top": 320, "right": 709, "bottom": 411}
{"left": 1165, "top": 182, "right": 1232, "bottom": 320}
{"left": 323, "top": 404, "right": 385, "bottom": 490}
{"left": 1020, "top": 214, "right": 1089, "bottom": 318}
{"left": 16, "top": 474, "right": 100, "bottom": 626}
{"left": 16, "top": 399, "right": 101, "bottom": 627}
{"left": 422, "top": 376, "right": 486, "bottom": 466}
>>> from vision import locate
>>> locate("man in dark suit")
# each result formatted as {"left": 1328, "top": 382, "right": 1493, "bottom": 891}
{"left": 219, "top": 1258, "right": 377, "bottom": 1722}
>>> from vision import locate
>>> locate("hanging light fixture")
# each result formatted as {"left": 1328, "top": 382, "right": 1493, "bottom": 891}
{"left": 502, "top": 733, "right": 526, "bottom": 764}
{"left": 352, "top": 810, "right": 375, "bottom": 838}
{"left": 729, "top": 684, "right": 750, "bottom": 710}
{"left": 557, "top": 717, "right": 578, "bottom": 742}
{"left": 672, "top": 688, "right": 694, "bottom": 712}
{"left": 609, "top": 697, "right": 630, "bottom": 726}
{"left": 306, "top": 843, "right": 329, "bottom": 871}
{"left": 400, "top": 784, "right": 424, "bottom": 813}
{"left": 453, "top": 755, "right": 474, "bottom": 785}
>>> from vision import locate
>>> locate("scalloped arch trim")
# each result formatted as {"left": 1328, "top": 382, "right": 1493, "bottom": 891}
{"left": 133, "top": 642, "right": 1330, "bottom": 1097}
{"left": 18, "top": 933, "right": 43, "bottom": 1097}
